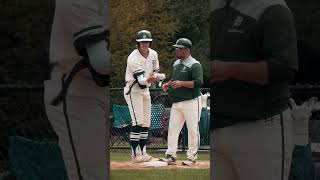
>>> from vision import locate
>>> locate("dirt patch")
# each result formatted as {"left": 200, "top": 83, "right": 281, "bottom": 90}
{"left": 111, "top": 159, "right": 210, "bottom": 170}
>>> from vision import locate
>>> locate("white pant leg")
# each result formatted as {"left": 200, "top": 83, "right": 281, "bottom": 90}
{"left": 211, "top": 109, "right": 294, "bottom": 180}
{"left": 211, "top": 128, "right": 238, "bottom": 180}
{"left": 44, "top": 65, "right": 108, "bottom": 180}
{"left": 165, "top": 104, "right": 185, "bottom": 158}
{"left": 44, "top": 64, "right": 109, "bottom": 180}
{"left": 44, "top": 79, "right": 78, "bottom": 179}
{"left": 66, "top": 96, "right": 107, "bottom": 180}
{"left": 142, "top": 93, "right": 151, "bottom": 127}
{"left": 124, "top": 90, "right": 144, "bottom": 126}
{"left": 184, "top": 98, "right": 201, "bottom": 161}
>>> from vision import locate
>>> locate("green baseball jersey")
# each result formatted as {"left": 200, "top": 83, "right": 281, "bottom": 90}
{"left": 168, "top": 56, "right": 203, "bottom": 103}
{"left": 210, "top": 0, "right": 298, "bottom": 128}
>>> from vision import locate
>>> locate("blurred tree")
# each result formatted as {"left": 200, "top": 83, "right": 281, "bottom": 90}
{"left": 0, "top": 0, "right": 54, "bottom": 84}
{"left": 170, "top": 0, "right": 210, "bottom": 78}
{"left": 110, "top": 0, "right": 209, "bottom": 87}
{"left": 286, "top": 0, "right": 320, "bottom": 84}
{"left": 5, "top": 0, "right": 320, "bottom": 85}
{"left": 110, "top": 0, "right": 178, "bottom": 87}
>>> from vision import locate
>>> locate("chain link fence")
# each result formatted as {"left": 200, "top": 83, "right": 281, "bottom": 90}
{"left": 1, "top": 84, "right": 320, "bottom": 178}
{"left": 110, "top": 88, "right": 211, "bottom": 152}
{"left": 0, "top": 85, "right": 57, "bottom": 179}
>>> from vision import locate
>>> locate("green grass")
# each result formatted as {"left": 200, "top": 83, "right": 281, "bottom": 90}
{"left": 110, "top": 151, "right": 210, "bottom": 161}
{"left": 110, "top": 169, "right": 210, "bottom": 180}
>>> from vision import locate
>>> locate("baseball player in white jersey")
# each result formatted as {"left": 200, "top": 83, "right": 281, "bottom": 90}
{"left": 124, "top": 30, "right": 165, "bottom": 163}
{"left": 44, "top": 0, "right": 110, "bottom": 179}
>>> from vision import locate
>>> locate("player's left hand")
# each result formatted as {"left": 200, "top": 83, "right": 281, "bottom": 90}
{"left": 171, "top": 81, "right": 183, "bottom": 89}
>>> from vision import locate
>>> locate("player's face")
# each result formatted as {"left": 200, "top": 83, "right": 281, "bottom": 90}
{"left": 175, "top": 48, "right": 188, "bottom": 59}
{"left": 138, "top": 41, "right": 150, "bottom": 54}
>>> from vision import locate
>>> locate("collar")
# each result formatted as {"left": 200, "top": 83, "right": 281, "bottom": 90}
{"left": 180, "top": 55, "right": 192, "bottom": 65}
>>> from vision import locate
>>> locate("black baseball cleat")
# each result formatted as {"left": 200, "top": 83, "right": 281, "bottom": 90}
{"left": 159, "top": 154, "right": 176, "bottom": 165}
{"left": 182, "top": 158, "right": 196, "bottom": 166}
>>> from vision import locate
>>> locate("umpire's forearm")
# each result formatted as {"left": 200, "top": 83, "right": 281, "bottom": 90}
{"left": 229, "top": 61, "right": 269, "bottom": 85}
{"left": 182, "top": 81, "right": 194, "bottom": 88}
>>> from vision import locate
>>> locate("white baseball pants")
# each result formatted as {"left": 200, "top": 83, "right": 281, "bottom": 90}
{"left": 44, "top": 62, "right": 109, "bottom": 180}
{"left": 165, "top": 97, "right": 202, "bottom": 161}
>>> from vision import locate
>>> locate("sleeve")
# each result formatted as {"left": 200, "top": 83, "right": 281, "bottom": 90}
{"left": 128, "top": 55, "right": 145, "bottom": 78}
{"left": 155, "top": 54, "right": 160, "bottom": 72}
{"left": 192, "top": 63, "right": 203, "bottom": 88}
{"left": 151, "top": 51, "right": 160, "bottom": 72}
{"left": 259, "top": 5, "right": 298, "bottom": 83}
{"left": 72, "top": 0, "right": 110, "bottom": 57}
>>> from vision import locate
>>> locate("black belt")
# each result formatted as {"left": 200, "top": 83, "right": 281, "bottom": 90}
{"left": 50, "top": 60, "right": 88, "bottom": 106}
{"left": 125, "top": 80, "right": 137, "bottom": 95}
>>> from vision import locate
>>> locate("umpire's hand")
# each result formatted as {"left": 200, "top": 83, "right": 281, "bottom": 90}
{"left": 162, "top": 82, "right": 170, "bottom": 92}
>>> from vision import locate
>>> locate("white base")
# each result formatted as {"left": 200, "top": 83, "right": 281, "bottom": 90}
{"left": 141, "top": 161, "right": 168, "bottom": 167}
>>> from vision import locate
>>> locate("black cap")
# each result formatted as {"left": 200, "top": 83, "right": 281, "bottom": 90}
{"left": 173, "top": 38, "right": 192, "bottom": 49}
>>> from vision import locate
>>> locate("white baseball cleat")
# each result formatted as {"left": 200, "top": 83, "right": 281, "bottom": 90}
{"left": 141, "top": 153, "right": 153, "bottom": 162}
{"left": 131, "top": 155, "right": 143, "bottom": 163}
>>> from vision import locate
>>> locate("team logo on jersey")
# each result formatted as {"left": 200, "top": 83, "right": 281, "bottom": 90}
{"left": 181, "top": 66, "right": 187, "bottom": 72}
{"left": 232, "top": 16, "right": 243, "bottom": 27}
{"left": 228, "top": 16, "right": 244, "bottom": 34}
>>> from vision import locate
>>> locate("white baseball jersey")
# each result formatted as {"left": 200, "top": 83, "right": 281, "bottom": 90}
{"left": 124, "top": 48, "right": 158, "bottom": 127}
{"left": 49, "top": 0, "right": 110, "bottom": 63}
{"left": 125, "top": 48, "right": 159, "bottom": 92}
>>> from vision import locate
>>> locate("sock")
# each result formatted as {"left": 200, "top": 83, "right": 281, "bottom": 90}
{"left": 130, "top": 125, "right": 141, "bottom": 156}
{"left": 139, "top": 127, "right": 149, "bottom": 155}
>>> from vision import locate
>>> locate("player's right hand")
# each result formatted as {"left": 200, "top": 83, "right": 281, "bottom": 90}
{"left": 147, "top": 73, "right": 157, "bottom": 84}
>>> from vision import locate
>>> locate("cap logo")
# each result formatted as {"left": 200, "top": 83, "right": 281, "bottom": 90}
{"left": 143, "top": 35, "right": 147, "bottom": 38}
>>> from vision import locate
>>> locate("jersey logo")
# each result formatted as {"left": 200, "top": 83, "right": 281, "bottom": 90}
{"left": 233, "top": 16, "right": 243, "bottom": 27}
{"left": 181, "top": 66, "right": 187, "bottom": 73}
{"left": 228, "top": 16, "right": 244, "bottom": 34}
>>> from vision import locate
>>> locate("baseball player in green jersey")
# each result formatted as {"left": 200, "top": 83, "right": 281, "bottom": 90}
{"left": 210, "top": 0, "right": 298, "bottom": 179}
{"left": 160, "top": 38, "right": 203, "bottom": 166}
{"left": 44, "top": 0, "right": 110, "bottom": 179}
{"left": 124, "top": 30, "right": 164, "bottom": 163}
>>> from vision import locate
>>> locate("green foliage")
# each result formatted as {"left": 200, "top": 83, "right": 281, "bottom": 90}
{"left": 0, "top": 0, "right": 54, "bottom": 83}
{"left": 286, "top": 0, "right": 320, "bottom": 47}
{"left": 110, "top": 0, "right": 209, "bottom": 87}
{"left": 4, "top": 1, "right": 319, "bottom": 85}
{"left": 171, "top": 0, "right": 210, "bottom": 75}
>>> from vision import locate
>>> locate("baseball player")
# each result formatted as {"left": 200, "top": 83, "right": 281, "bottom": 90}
{"left": 44, "top": 0, "right": 110, "bottom": 179}
{"left": 289, "top": 97, "right": 317, "bottom": 180}
{"left": 124, "top": 30, "right": 164, "bottom": 163}
{"left": 160, "top": 38, "right": 203, "bottom": 166}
